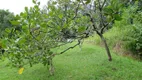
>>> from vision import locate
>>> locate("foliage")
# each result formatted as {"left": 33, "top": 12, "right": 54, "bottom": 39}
{"left": 113, "top": 2, "right": 142, "bottom": 56}
{"left": 0, "top": 10, "right": 15, "bottom": 60}
{"left": 0, "top": 9, "right": 15, "bottom": 38}
{"left": 5, "top": 1, "right": 62, "bottom": 75}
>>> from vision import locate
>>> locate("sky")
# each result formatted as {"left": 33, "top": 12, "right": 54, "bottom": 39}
{"left": 0, "top": 0, "right": 47, "bottom": 14}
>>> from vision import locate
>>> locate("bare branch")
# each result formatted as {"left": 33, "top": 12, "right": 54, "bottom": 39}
{"left": 100, "top": 18, "right": 115, "bottom": 34}
{"left": 81, "top": 0, "right": 86, "bottom": 6}
{"left": 97, "top": 0, "right": 108, "bottom": 34}
{"left": 102, "top": 0, "right": 106, "bottom": 9}
{"left": 59, "top": 40, "right": 81, "bottom": 54}
{"left": 45, "top": 39, "right": 82, "bottom": 60}
{"left": 84, "top": 13, "right": 97, "bottom": 31}
{"left": 72, "top": 2, "right": 80, "bottom": 20}
{"left": 56, "top": 41, "right": 74, "bottom": 47}
{"left": 97, "top": 0, "right": 102, "bottom": 11}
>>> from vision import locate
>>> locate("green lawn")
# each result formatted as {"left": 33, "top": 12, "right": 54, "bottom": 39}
{"left": 0, "top": 43, "right": 142, "bottom": 80}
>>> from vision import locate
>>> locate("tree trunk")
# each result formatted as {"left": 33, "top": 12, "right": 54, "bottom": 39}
{"left": 97, "top": 32, "right": 112, "bottom": 61}
{"left": 48, "top": 58, "right": 55, "bottom": 76}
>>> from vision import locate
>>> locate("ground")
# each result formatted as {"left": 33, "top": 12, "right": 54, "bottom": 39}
{"left": 0, "top": 43, "right": 142, "bottom": 80}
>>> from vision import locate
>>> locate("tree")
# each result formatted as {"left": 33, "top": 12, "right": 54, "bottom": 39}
{"left": 0, "top": 10, "right": 16, "bottom": 58}
{"left": 53, "top": 0, "right": 123, "bottom": 61}
{"left": 84, "top": 0, "right": 123, "bottom": 61}
{"left": 3, "top": 0, "right": 123, "bottom": 75}
{"left": 0, "top": 9, "right": 15, "bottom": 38}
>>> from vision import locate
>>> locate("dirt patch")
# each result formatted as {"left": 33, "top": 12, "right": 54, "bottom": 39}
{"left": 113, "top": 41, "right": 141, "bottom": 60}
{"left": 113, "top": 41, "right": 123, "bottom": 53}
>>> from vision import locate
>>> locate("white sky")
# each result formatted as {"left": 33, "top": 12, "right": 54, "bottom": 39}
{"left": 0, "top": 0, "right": 47, "bottom": 14}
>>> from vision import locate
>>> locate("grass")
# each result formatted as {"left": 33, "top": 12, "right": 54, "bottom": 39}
{"left": 0, "top": 42, "right": 142, "bottom": 80}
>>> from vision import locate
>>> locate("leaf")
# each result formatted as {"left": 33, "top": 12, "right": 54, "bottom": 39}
{"left": 37, "top": 2, "right": 40, "bottom": 5}
{"left": 41, "top": 22, "right": 47, "bottom": 28}
{"left": 107, "top": 15, "right": 112, "bottom": 22}
{"left": 25, "top": 7, "right": 28, "bottom": 12}
{"left": 0, "top": 39, "right": 8, "bottom": 48}
{"left": 86, "top": 0, "right": 91, "bottom": 4}
{"left": 18, "top": 37, "right": 27, "bottom": 44}
{"left": 15, "top": 15, "right": 20, "bottom": 20}
{"left": 103, "top": 7, "right": 113, "bottom": 15}
{"left": 5, "top": 28, "right": 11, "bottom": 33}
{"left": 34, "top": 5, "right": 39, "bottom": 10}
{"left": 10, "top": 21, "right": 20, "bottom": 25}
{"left": 18, "top": 67, "right": 24, "bottom": 74}
{"left": 59, "top": 14, "right": 63, "bottom": 19}
{"left": 32, "top": 0, "right": 36, "bottom": 4}
{"left": 114, "top": 14, "right": 122, "bottom": 21}
{"left": 78, "top": 26, "right": 86, "bottom": 33}
{"left": 22, "top": 26, "right": 28, "bottom": 33}
{"left": 20, "top": 12, "right": 27, "bottom": 18}
{"left": 57, "top": 26, "right": 61, "bottom": 30}
{"left": 53, "top": 1, "right": 57, "bottom": 5}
